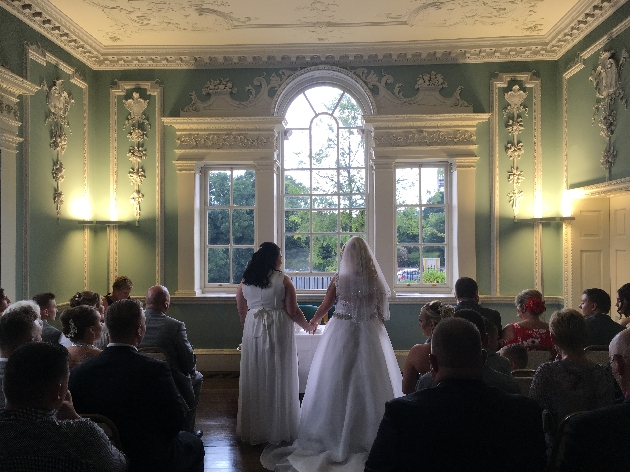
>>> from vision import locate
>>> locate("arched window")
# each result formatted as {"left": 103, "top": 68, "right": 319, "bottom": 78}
{"left": 282, "top": 86, "right": 367, "bottom": 290}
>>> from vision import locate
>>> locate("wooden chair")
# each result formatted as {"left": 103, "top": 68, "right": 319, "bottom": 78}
{"left": 81, "top": 413, "right": 123, "bottom": 450}
{"left": 513, "top": 376, "right": 535, "bottom": 396}
{"left": 524, "top": 346, "right": 554, "bottom": 370}
{"left": 584, "top": 345, "right": 610, "bottom": 365}
{"left": 511, "top": 368, "right": 537, "bottom": 377}
{"left": 545, "top": 411, "right": 585, "bottom": 472}
{"left": 138, "top": 346, "right": 169, "bottom": 362}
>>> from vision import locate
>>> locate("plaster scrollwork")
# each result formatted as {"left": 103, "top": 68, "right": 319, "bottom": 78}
{"left": 589, "top": 50, "right": 628, "bottom": 176}
{"left": 373, "top": 129, "right": 474, "bottom": 147}
{"left": 176, "top": 132, "right": 272, "bottom": 149}
{"left": 123, "top": 92, "right": 150, "bottom": 226}
{"left": 182, "top": 70, "right": 296, "bottom": 116}
{"left": 0, "top": 98, "right": 19, "bottom": 121}
{"left": 503, "top": 85, "right": 528, "bottom": 221}
{"left": 350, "top": 68, "right": 472, "bottom": 114}
{"left": 42, "top": 79, "right": 74, "bottom": 221}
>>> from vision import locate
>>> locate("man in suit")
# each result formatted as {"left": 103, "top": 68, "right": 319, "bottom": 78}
{"left": 140, "top": 285, "right": 203, "bottom": 432}
{"left": 32, "top": 292, "right": 71, "bottom": 346}
{"left": 69, "top": 299, "right": 204, "bottom": 472}
{"left": 453, "top": 277, "right": 502, "bottom": 336}
{"left": 365, "top": 317, "right": 546, "bottom": 472}
{"left": 557, "top": 328, "right": 630, "bottom": 472}
{"left": 579, "top": 288, "right": 623, "bottom": 346}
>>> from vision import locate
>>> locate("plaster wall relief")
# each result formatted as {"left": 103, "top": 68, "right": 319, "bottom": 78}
{"left": 490, "top": 73, "right": 541, "bottom": 296}
{"left": 589, "top": 49, "right": 628, "bottom": 177}
{"left": 110, "top": 81, "right": 164, "bottom": 285}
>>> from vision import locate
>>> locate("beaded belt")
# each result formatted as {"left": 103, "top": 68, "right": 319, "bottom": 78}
{"left": 332, "top": 312, "right": 379, "bottom": 321}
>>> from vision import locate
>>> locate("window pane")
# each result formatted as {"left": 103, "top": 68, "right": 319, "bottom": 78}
{"left": 313, "top": 235, "right": 338, "bottom": 272}
{"left": 232, "top": 248, "right": 254, "bottom": 284}
{"left": 339, "top": 128, "right": 364, "bottom": 168}
{"left": 285, "top": 210, "right": 310, "bottom": 233}
{"left": 422, "top": 207, "right": 445, "bottom": 244}
{"left": 340, "top": 195, "right": 365, "bottom": 208}
{"left": 396, "top": 168, "right": 419, "bottom": 205}
{"left": 233, "top": 170, "right": 255, "bottom": 206}
{"left": 397, "top": 208, "right": 419, "bottom": 244}
{"left": 313, "top": 195, "right": 337, "bottom": 209}
{"left": 285, "top": 196, "right": 310, "bottom": 209}
{"left": 340, "top": 209, "right": 366, "bottom": 233}
{"left": 397, "top": 245, "right": 420, "bottom": 272}
{"left": 421, "top": 167, "right": 445, "bottom": 204}
{"left": 313, "top": 170, "right": 337, "bottom": 194}
{"left": 313, "top": 210, "right": 337, "bottom": 233}
{"left": 305, "top": 86, "right": 343, "bottom": 114}
{"left": 311, "top": 114, "right": 337, "bottom": 169}
{"left": 285, "top": 235, "right": 310, "bottom": 271}
{"left": 422, "top": 246, "right": 446, "bottom": 284}
{"left": 208, "top": 248, "right": 229, "bottom": 283}
{"left": 284, "top": 130, "right": 309, "bottom": 169}
{"left": 208, "top": 171, "right": 230, "bottom": 206}
{"left": 208, "top": 209, "right": 230, "bottom": 245}
{"left": 334, "top": 94, "right": 362, "bottom": 127}
{"left": 232, "top": 209, "right": 254, "bottom": 245}
{"left": 339, "top": 168, "right": 365, "bottom": 194}
{"left": 285, "top": 170, "right": 310, "bottom": 194}
{"left": 285, "top": 93, "right": 314, "bottom": 129}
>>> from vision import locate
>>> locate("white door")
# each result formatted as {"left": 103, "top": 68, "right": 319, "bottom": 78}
{"left": 570, "top": 197, "right": 610, "bottom": 310}
{"left": 609, "top": 194, "right": 630, "bottom": 321}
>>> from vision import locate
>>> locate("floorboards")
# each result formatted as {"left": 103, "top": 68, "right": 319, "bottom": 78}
{"left": 197, "top": 374, "right": 266, "bottom": 472}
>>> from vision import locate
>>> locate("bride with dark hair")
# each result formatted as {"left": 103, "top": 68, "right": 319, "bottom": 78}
{"left": 262, "top": 236, "right": 402, "bottom": 471}
{"left": 236, "top": 242, "right": 311, "bottom": 446}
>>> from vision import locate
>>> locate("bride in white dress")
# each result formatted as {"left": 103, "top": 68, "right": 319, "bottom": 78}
{"left": 261, "top": 237, "right": 403, "bottom": 471}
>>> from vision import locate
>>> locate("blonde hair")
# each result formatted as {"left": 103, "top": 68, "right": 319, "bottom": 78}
{"left": 515, "top": 289, "right": 546, "bottom": 315}
{"left": 422, "top": 300, "right": 455, "bottom": 325}
{"left": 549, "top": 308, "right": 588, "bottom": 352}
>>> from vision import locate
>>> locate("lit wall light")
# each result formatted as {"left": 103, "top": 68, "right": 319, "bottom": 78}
{"left": 561, "top": 189, "right": 584, "bottom": 218}
{"left": 70, "top": 195, "right": 92, "bottom": 221}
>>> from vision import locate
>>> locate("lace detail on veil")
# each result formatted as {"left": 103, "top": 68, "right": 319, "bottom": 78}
{"left": 333, "top": 237, "right": 390, "bottom": 322}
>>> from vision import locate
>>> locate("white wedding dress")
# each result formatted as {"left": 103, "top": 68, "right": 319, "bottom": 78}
{"left": 261, "top": 273, "right": 403, "bottom": 472}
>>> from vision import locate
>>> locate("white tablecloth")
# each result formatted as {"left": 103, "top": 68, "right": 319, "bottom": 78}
{"left": 295, "top": 325, "right": 325, "bottom": 393}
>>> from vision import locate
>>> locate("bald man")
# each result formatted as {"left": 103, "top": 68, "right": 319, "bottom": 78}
{"left": 366, "top": 317, "right": 546, "bottom": 472}
{"left": 141, "top": 285, "right": 203, "bottom": 434}
{"left": 557, "top": 329, "right": 630, "bottom": 472}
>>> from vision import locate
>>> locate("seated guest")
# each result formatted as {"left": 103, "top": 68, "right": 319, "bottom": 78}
{"left": 402, "top": 301, "right": 454, "bottom": 394}
{"left": 580, "top": 288, "right": 624, "bottom": 346}
{"left": 0, "top": 342, "right": 126, "bottom": 471}
{"left": 557, "top": 329, "right": 630, "bottom": 472}
{"left": 615, "top": 283, "right": 630, "bottom": 327}
{"left": 60, "top": 305, "right": 103, "bottom": 368}
{"left": 366, "top": 317, "right": 546, "bottom": 472}
{"left": 454, "top": 276, "right": 502, "bottom": 336}
{"left": 33, "top": 292, "right": 71, "bottom": 347}
{"left": 0, "top": 301, "right": 42, "bottom": 408}
{"left": 501, "top": 289, "right": 552, "bottom": 348}
{"left": 484, "top": 316, "right": 500, "bottom": 352}
{"left": 529, "top": 308, "right": 616, "bottom": 449}
{"left": 69, "top": 299, "right": 204, "bottom": 472}
{"left": 102, "top": 276, "right": 132, "bottom": 312}
{"left": 415, "top": 310, "right": 519, "bottom": 394}
{"left": 69, "top": 290, "right": 108, "bottom": 348}
{"left": 141, "top": 285, "right": 203, "bottom": 433}
{"left": 499, "top": 343, "right": 529, "bottom": 370}
{"left": 0, "top": 288, "right": 11, "bottom": 315}
{"left": 483, "top": 317, "right": 510, "bottom": 374}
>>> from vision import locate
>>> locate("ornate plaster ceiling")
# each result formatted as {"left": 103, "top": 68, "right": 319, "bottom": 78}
{"left": 1, "top": 0, "right": 627, "bottom": 68}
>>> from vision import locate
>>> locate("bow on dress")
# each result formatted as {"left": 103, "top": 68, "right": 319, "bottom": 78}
{"left": 252, "top": 307, "right": 273, "bottom": 351}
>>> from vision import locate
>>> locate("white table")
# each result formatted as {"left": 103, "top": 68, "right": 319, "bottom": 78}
{"left": 295, "top": 325, "right": 326, "bottom": 393}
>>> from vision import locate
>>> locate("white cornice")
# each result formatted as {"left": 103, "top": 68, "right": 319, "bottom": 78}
{"left": 0, "top": 0, "right": 627, "bottom": 69}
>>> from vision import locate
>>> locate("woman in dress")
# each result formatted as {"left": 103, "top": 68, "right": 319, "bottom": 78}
{"left": 236, "top": 242, "right": 311, "bottom": 445}
{"left": 402, "top": 300, "right": 453, "bottom": 394}
{"left": 69, "top": 291, "right": 108, "bottom": 348}
{"left": 529, "top": 308, "right": 616, "bottom": 449}
{"left": 263, "top": 236, "right": 402, "bottom": 471}
{"left": 60, "top": 305, "right": 103, "bottom": 368}
{"left": 501, "top": 289, "right": 553, "bottom": 348}
{"left": 615, "top": 283, "right": 630, "bottom": 327}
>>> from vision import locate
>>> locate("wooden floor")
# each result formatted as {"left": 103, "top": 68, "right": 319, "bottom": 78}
{"left": 197, "top": 374, "right": 267, "bottom": 472}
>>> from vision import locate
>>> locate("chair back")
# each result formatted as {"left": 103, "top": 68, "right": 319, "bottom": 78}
{"left": 511, "top": 368, "right": 536, "bottom": 377}
{"left": 138, "top": 346, "right": 169, "bottom": 362}
{"left": 545, "top": 411, "right": 585, "bottom": 472}
{"left": 81, "top": 413, "right": 123, "bottom": 450}
{"left": 513, "top": 376, "right": 535, "bottom": 396}
{"left": 584, "top": 345, "right": 610, "bottom": 365}
{"left": 525, "top": 347, "right": 554, "bottom": 370}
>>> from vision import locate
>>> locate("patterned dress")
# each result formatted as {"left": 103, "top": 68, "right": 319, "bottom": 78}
{"left": 501, "top": 322, "right": 553, "bottom": 348}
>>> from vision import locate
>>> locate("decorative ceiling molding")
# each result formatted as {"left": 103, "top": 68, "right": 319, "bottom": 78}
{"left": 1, "top": 0, "right": 626, "bottom": 69}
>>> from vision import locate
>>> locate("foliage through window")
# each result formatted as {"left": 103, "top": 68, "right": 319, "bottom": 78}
{"left": 396, "top": 166, "right": 448, "bottom": 286}
{"left": 283, "top": 86, "right": 366, "bottom": 289}
{"left": 205, "top": 169, "right": 256, "bottom": 285}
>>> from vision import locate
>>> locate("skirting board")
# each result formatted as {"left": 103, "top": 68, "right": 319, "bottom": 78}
{"left": 195, "top": 349, "right": 410, "bottom": 373}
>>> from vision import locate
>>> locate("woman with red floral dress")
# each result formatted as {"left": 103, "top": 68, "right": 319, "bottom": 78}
{"left": 501, "top": 289, "right": 553, "bottom": 348}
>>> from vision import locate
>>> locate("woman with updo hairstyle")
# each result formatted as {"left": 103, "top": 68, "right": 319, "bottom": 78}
{"left": 501, "top": 289, "right": 553, "bottom": 348}
{"left": 69, "top": 291, "right": 108, "bottom": 348}
{"left": 60, "top": 305, "right": 103, "bottom": 368}
{"left": 402, "top": 300, "right": 454, "bottom": 394}
{"left": 530, "top": 308, "right": 616, "bottom": 449}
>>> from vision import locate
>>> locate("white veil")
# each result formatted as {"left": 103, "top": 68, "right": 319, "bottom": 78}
{"left": 335, "top": 237, "right": 391, "bottom": 321}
